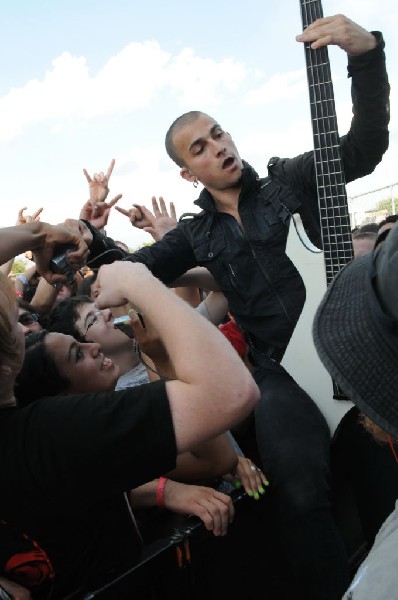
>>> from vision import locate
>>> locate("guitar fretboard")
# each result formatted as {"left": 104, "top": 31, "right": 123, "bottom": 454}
{"left": 300, "top": 0, "right": 353, "bottom": 284}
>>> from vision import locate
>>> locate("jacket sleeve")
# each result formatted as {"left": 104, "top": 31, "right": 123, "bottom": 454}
{"left": 269, "top": 31, "right": 390, "bottom": 245}
{"left": 85, "top": 220, "right": 198, "bottom": 285}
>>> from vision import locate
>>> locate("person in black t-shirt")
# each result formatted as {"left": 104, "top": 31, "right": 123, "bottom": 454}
{"left": 0, "top": 230, "right": 259, "bottom": 598}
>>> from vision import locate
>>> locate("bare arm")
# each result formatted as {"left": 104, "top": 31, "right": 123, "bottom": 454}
{"left": 0, "top": 222, "right": 88, "bottom": 283}
{"left": 199, "top": 291, "right": 229, "bottom": 325}
{"left": 171, "top": 266, "right": 220, "bottom": 291}
{"left": 30, "top": 276, "right": 58, "bottom": 316}
{"left": 95, "top": 262, "right": 259, "bottom": 453}
{"left": 129, "top": 479, "right": 234, "bottom": 536}
{"left": 0, "top": 207, "right": 43, "bottom": 277}
{"left": 166, "top": 434, "right": 238, "bottom": 482}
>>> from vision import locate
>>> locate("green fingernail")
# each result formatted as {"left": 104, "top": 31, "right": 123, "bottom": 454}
{"left": 259, "top": 487, "right": 265, "bottom": 494}
{"left": 248, "top": 490, "right": 254, "bottom": 497}
{"left": 254, "top": 492, "right": 260, "bottom": 501}
{"left": 264, "top": 480, "right": 270, "bottom": 486}
{"left": 232, "top": 481, "right": 241, "bottom": 489}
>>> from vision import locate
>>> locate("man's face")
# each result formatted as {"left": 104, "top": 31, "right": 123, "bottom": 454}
{"left": 174, "top": 114, "right": 244, "bottom": 193}
{"left": 76, "top": 303, "right": 133, "bottom": 354}
{"left": 18, "top": 308, "right": 42, "bottom": 337}
{"left": 352, "top": 237, "right": 376, "bottom": 258}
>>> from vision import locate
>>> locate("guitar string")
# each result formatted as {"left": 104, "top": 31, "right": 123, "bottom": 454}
{"left": 305, "top": 0, "right": 343, "bottom": 279}
{"left": 313, "top": 0, "right": 353, "bottom": 274}
{"left": 302, "top": 0, "right": 353, "bottom": 281}
{"left": 302, "top": 0, "right": 352, "bottom": 399}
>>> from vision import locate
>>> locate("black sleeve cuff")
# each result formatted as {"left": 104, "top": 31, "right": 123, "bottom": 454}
{"left": 347, "top": 31, "right": 385, "bottom": 74}
{"left": 81, "top": 220, "right": 127, "bottom": 268}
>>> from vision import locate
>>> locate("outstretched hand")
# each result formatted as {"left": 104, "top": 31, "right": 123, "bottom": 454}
{"left": 83, "top": 158, "right": 116, "bottom": 204}
{"left": 296, "top": 14, "right": 376, "bottom": 56}
{"left": 223, "top": 456, "right": 269, "bottom": 500}
{"left": 162, "top": 480, "right": 234, "bottom": 536}
{"left": 116, "top": 196, "right": 177, "bottom": 241}
{"left": 79, "top": 194, "right": 122, "bottom": 230}
{"left": 32, "top": 222, "right": 89, "bottom": 285}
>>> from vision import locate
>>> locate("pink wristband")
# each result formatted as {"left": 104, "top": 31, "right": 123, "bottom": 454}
{"left": 156, "top": 477, "right": 168, "bottom": 508}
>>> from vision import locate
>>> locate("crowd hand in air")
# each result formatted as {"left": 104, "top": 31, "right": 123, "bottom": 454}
{"left": 296, "top": 14, "right": 376, "bottom": 56}
{"left": 79, "top": 194, "right": 122, "bottom": 231}
{"left": 16, "top": 206, "right": 43, "bottom": 226}
{"left": 82, "top": 158, "right": 122, "bottom": 229}
{"left": 116, "top": 196, "right": 177, "bottom": 242}
{"left": 163, "top": 480, "right": 234, "bottom": 537}
{"left": 223, "top": 456, "right": 269, "bottom": 500}
{"left": 83, "top": 158, "right": 116, "bottom": 204}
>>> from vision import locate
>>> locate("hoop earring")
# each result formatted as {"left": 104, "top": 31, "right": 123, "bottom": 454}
{"left": 193, "top": 178, "right": 198, "bottom": 189}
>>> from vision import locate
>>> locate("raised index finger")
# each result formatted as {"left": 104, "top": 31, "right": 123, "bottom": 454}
{"left": 106, "top": 158, "right": 116, "bottom": 180}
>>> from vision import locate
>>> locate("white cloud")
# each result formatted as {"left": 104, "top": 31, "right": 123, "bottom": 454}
{"left": 165, "top": 49, "right": 247, "bottom": 108}
{"left": 245, "top": 68, "right": 307, "bottom": 105}
{"left": 0, "top": 43, "right": 247, "bottom": 142}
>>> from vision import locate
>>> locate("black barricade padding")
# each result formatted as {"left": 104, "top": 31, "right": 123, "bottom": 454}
{"left": 81, "top": 489, "right": 284, "bottom": 600}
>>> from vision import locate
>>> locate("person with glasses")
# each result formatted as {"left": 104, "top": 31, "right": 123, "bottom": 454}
{"left": 0, "top": 259, "right": 258, "bottom": 597}
{"left": 47, "top": 296, "right": 150, "bottom": 389}
{"left": 17, "top": 300, "right": 43, "bottom": 337}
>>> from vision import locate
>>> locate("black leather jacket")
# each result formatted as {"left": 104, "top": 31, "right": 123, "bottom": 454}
{"left": 88, "top": 34, "right": 389, "bottom": 359}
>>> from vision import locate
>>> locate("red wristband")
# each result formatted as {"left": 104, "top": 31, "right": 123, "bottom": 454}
{"left": 156, "top": 477, "right": 168, "bottom": 508}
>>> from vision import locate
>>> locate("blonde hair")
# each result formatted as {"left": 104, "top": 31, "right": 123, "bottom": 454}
{"left": 0, "top": 272, "right": 20, "bottom": 366}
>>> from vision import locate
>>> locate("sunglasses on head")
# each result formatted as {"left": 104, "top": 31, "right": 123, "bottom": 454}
{"left": 18, "top": 313, "right": 40, "bottom": 326}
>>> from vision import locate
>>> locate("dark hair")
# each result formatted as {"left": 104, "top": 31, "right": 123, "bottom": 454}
{"left": 46, "top": 295, "right": 93, "bottom": 342}
{"left": 165, "top": 111, "right": 208, "bottom": 168}
{"left": 378, "top": 214, "right": 398, "bottom": 231}
{"left": 17, "top": 298, "right": 41, "bottom": 318}
{"left": 76, "top": 273, "right": 97, "bottom": 297}
{"left": 357, "top": 222, "right": 378, "bottom": 233}
{"left": 352, "top": 231, "right": 378, "bottom": 241}
{"left": 14, "top": 331, "right": 69, "bottom": 407}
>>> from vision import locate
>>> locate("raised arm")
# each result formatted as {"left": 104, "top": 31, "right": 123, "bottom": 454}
{"left": 115, "top": 196, "right": 178, "bottom": 242}
{"left": 95, "top": 262, "right": 259, "bottom": 453}
{"left": 0, "top": 207, "right": 43, "bottom": 276}
{"left": 0, "top": 222, "right": 88, "bottom": 284}
{"left": 272, "top": 15, "right": 390, "bottom": 247}
{"left": 296, "top": 16, "right": 388, "bottom": 181}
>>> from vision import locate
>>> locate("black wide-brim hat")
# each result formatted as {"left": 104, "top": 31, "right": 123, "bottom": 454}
{"left": 313, "top": 226, "right": 398, "bottom": 439}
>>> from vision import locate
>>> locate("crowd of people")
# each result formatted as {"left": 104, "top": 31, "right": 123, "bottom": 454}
{"left": 0, "top": 13, "right": 395, "bottom": 600}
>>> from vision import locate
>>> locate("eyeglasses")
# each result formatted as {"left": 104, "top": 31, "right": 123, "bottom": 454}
{"left": 83, "top": 310, "right": 105, "bottom": 337}
{"left": 18, "top": 313, "right": 40, "bottom": 327}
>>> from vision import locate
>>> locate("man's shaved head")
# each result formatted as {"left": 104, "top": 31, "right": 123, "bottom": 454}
{"left": 165, "top": 111, "right": 211, "bottom": 167}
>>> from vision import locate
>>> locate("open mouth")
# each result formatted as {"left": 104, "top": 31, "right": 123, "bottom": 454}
{"left": 222, "top": 156, "right": 235, "bottom": 169}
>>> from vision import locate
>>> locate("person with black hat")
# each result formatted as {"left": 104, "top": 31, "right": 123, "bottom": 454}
{"left": 313, "top": 224, "right": 398, "bottom": 599}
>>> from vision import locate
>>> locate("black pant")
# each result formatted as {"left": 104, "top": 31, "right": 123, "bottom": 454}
{"left": 252, "top": 352, "right": 349, "bottom": 600}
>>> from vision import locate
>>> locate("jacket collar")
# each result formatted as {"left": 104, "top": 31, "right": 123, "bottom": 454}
{"left": 193, "top": 160, "right": 261, "bottom": 212}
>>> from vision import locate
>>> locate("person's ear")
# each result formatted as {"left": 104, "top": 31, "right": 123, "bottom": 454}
{"left": 180, "top": 167, "right": 195, "bottom": 183}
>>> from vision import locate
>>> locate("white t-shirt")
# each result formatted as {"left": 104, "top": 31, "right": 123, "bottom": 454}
{"left": 115, "top": 362, "right": 150, "bottom": 390}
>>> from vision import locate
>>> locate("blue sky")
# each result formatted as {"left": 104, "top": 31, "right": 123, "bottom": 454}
{"left": 1, "top": 0, "right": 397, "bottom": 247}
